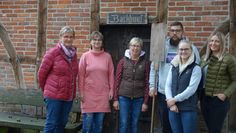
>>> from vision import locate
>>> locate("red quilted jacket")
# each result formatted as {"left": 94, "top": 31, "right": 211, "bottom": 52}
{"left": 38, "top": 44, "right": 78, "bottom": 101}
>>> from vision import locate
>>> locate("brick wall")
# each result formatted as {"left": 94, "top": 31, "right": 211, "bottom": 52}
{"left": 168, "top": 0, "right": 229, "bottom": 48}
{"left": 0, "top": 0, "right": 229, "bottom": 89}
{"left": 100, "top": 0, "right": 158, "bottom": 19}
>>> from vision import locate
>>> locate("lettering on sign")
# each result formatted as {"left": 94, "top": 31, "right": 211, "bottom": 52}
{"left": 107, "top": 13, "right": 148, "bottom": 24}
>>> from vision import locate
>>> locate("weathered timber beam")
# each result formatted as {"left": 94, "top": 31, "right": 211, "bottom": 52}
{"left": 91, "top": 0, "right": 99, "bottom": 31}
{"left": 35, "top": 0, "right": 48, "bottom": 89}
{"left": 0, "top": 23, "right": 25, "bottom": 89}
{"left": 229, "top": 0, "right": 236, "bottom": 131}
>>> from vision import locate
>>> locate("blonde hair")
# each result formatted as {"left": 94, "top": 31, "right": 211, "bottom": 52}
{"left": 204, "top": 32, "right": 226, "bottom": 61}
{"left": 59, "top": 26, "right": 75, "bottom": 37}
{"left": 129, "top": 37, "right": 143, "bottom": 47}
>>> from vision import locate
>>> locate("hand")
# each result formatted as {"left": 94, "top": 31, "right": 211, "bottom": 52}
{"left": 149, "top": 88, "right": 157, "bottom": 97}
{"left": 79, "top": 95, "right": 84, "bottom": 102}
{"left": 170, "top": 105, "right": 179, "bottom": 113}
{"left": 166, "top": 98, "right": 176, "bottom": 108}
{"left": 109, "top": 91, "right": 113, "bottom": 100}
{"left": 113, "top": 101, "right": 119, "bottom": 110}
{"left": 214, "top": 93, "right": 227, "bottom": 101}
{"left": 142, "top": 103, "right": 148, "bottom": 112}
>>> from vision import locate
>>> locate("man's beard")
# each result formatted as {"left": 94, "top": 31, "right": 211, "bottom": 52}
{"left": 170, "top": 37, "right": 181, "bottom": 46}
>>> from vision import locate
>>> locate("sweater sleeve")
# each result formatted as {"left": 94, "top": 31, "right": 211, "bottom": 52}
{"left": 174, "top": 66, "right": 202, "bottom": 102}
{"left": 149, "top": 61, "right": 158, "bottom": 90}
{"left": 165, "top": 67, "right": 173, "bottom": 100}
{"left": 143, "top": 61, "right": 150, "bottom": 104}
{"left": 113, "top": 59, "right": 124, "bottom": 101}
{"left": 108, "top": 55, "right": 115, "bottom": 96}
{"left": 78, "top": 54, "right": 86, "bottom": 97}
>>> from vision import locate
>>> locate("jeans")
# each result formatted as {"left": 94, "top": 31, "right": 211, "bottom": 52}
{"left": 201, "top": 95, "right": 230, "bottom": 133}
{"left": 157, "top": 92, "right": 173, "bottom": 133}
{"left": 82, "top": 113, "right": 105, "bottom": 133}
{"left": 44, "top": 98, "right": 73, "bottom": 133}
{"left": 119, "top": 96, "right": 143, "bottom": 133}
{"left": 168, "top": 110, "right": 197, "bottom": 133}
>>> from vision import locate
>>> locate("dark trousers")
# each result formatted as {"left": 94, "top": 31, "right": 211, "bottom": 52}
{"left": 201, "top": 95, "right": 230, "bottom": 133}
{"left": 157, "top": 92, "right": 173, "bottom": 133}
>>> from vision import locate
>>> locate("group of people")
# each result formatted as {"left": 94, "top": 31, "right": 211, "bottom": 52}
{"left": 149, "top": 22, "right": 236, "bottom": 133}
{"left": 38, "top": 21, "right": 236, "bottom": 133}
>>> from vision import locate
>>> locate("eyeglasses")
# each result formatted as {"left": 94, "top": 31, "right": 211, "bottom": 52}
{"left": 179, "top": 48, "right": 190, "bottom": 52}
{"left": 130, "top": 45, "right": 141, "bottom": 48}
{"left": 170, "top": 29, "right": 182, "bottom": 33}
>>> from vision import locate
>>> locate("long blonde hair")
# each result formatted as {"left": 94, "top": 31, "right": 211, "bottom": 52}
{"left": 204, "top": 32, "right": 226, "bottom": 61}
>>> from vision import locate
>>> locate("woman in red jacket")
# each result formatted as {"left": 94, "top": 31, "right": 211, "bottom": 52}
{"left": 38, "top": 26, "right": 78, "bottom": 133}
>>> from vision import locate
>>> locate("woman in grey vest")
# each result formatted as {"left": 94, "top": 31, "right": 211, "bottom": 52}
{"left": 165, "top": 40, "right": 201, "bottom": 133}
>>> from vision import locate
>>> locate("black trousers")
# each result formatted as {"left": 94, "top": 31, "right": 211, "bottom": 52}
{"left": 201, "top": 95, "right": 230, "bottom": 133}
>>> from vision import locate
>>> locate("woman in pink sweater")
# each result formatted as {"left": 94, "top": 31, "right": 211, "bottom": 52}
{"left": 78, "top": 31, "right": 114, "bottom": 133}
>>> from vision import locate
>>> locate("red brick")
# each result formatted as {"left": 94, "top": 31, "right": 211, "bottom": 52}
{"left": 204, "top": 6, "right": 225, "bottom": 10}
{"left": 176, "top": 1, "right": 193, "bottom": 6}
{"left": 169, "top": 11, "right": 177, "bottom": 17}
{"left": 169, "top": 7, "right": 184, "bottom": 11}
{"left": 140, "top": 3, "right": 156, "bottom": 6}
{"left": 195, "top": 11, "right": 211, "bottom": 16}
{"left": 197, "top": 32, "right": 211, "bottom": 37}
{"left": 168, "top": 2, "right": 175, "bottom": 6}
{"left": 212, "top": 11, "right": 228, "bottom": 15}
{"left": 116, "top": 8, "right": 130, "bottom": 12}
{"left": 211, "top": 1, "right": 228, "bottom": 5}
{"left": 108, "top": 3, "right": 123, "bottom": 7}
{"left": 195, "top": 22, "right": 212, "bottom": 26}
{"left": 131, "top": 7, "right": 146, "bottom": 11}
{"left": 58, "top": 1, "right": 71, "bottom": 4}
{"left": 185, "top": 17, "right": 201, "bottom": 21}
{"left": 178, "top": 12, "right": 193, "bottom": 16}
{"left": 101, "top": 8, "right": 116, "bottom": 12}
{"left": 185, "top": 7, "right": 202, "bottom": 11}
{"left": 168, "top": 17, "right": 184, "bottom": 21}
{"left": 101, "top": 0, "right": 114, "bottom": 2}
{"left": 123, "top": 3, "right": 139, "bottom": 6}
{"left": 117, "top": 0, "right": 132, "bottom": 2}
{"left": 185, "top": 27, "right": 202, "bottom": 31}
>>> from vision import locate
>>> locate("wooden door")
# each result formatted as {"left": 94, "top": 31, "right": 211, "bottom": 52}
{"left": 100, "top": 25, "right": 151, "bottom": 67}
{"left": 100, "top": 25, "right": 152, "bottom": 133}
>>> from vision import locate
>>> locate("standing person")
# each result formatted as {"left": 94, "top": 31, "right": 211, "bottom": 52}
{"left": 78, "top": 31, "right": 114, "bottom": 133}
{"left": 200, "top": 32, "right": 236, "bottom": 133}
{"left": 38, "top": 26, "right": 78, "bottom": 133}
{"left": 113, "top": 37, "right": 150, "bottom": 133}
{"left": 165, "top": 40, "right": 202, "bottom": 133}
{"left": 149, "top": 21, "right": 200, "bottom": 133}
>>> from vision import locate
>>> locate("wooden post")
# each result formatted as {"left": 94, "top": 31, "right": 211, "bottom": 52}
{"left": 36, "top": 0, "right": 48, "bottom": 89}
{"left": 149, "top": 1, "right": 168, "bottom": 132}
{"left": 229, "top": 0, "right": 236, "bottom": 132}
{"left": 91, "top": 0, "right": 99, "bottom": 32}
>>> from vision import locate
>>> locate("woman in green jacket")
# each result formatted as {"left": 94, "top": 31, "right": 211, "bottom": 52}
{"left": 200, "top": 32, "right": 236, "bottom": 133}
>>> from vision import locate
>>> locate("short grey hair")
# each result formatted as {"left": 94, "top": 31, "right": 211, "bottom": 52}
{"left": 59, "top": 26, "right": 75, "bottom": 37}
{"left": 129, "top": 37, "right": 143, "bottom": 47}
{"left": 90, "top": 31, "right": 104, "bottom": 41}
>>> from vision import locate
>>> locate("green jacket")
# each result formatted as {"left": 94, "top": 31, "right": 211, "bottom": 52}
{"left": 200, "top": 53, "right": 236, "bottom": 97}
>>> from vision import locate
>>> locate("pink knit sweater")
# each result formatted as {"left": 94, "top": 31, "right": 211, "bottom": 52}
{"left": 78, "top": 50, "right": 114, "bottom": 113}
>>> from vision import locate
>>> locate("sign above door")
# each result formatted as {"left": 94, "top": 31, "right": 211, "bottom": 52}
{"left": 107, "top": 13, "right": 148, "bottom": 24}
